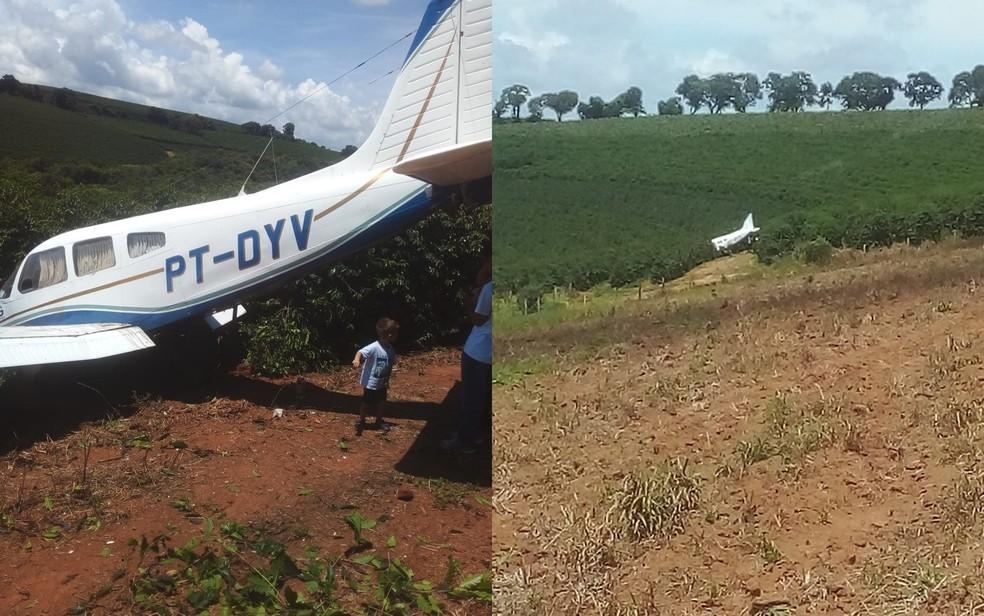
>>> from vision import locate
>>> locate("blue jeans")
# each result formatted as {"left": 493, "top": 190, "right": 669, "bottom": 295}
{"left": 459, "top": 351, "right": 492, "bottom": 445}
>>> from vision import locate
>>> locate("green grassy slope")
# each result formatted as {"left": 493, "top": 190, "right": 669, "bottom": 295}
{"left": 493, "top": 109, "right": 984, "bottom": 291}
{"left": 0, "top": 85, "right": 343, "bottom": 272}
{"left": 0, "top": 94, "right": 169, "bottom": 164}
{"left": 0, "top": 86, "right": 341, "bottom": 166}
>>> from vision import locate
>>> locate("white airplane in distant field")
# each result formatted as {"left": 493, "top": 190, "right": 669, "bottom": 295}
{"left": 0, "top": 0, "right": 491, "bottom": 369}
{"left": 711, "top": 213, "right": 759, "bottom": 251}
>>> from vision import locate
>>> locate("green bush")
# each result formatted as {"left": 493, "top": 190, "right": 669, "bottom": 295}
{"left": 754, "top": 196, "right": 984, "bottom": 265}
{"left": 239, "top": 201, "right": 490, "bottom": 374}
{"left": 240, "top": 307, "right": 318, "bottom": 376}
{"left": 796, "top": 236, "right": 834, "bottom": 265}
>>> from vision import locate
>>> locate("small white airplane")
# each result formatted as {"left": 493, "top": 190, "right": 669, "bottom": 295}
{"left": 0, "top": 0, "right": 491, "bottom": 369}
{"left": 710, "top": 213, "right": 759, "bottom": 252}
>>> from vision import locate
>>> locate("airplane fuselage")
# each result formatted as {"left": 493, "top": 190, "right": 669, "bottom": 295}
{"left": 711, "top": 229, "right": 755, "bottom": 251}
{"left": 0, "top": 167, "right": 433, "bottom": 330}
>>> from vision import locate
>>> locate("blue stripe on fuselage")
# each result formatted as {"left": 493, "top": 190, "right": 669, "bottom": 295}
{"left": 22, "top": 188, "right": 436, "bottom": 329}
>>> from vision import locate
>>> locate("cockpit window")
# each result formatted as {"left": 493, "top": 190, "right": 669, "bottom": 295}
{"left": 128, "top": 232, "right": 166, "bottom": 258}
{"left": 74, "top": 237, "right": 116, "bottom": 276}
{"left": 19, "top": 247, "right": 68, "bottom": 293}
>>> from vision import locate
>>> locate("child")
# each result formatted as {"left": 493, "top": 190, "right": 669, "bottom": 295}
{"left": 352, "top": 317, "right": 399, "bottom": 435}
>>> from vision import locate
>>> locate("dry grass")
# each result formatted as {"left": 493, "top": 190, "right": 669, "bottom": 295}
{"left": 494, "top": 240, "right": 984, "bottom": 615}
{"left": 603, "top": 458, "right": 701, "bottom": 542}
{"left": 943, "top": 468, "right": 984, "bottom": 531}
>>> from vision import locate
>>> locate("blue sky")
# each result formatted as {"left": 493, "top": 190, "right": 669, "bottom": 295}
{"left": 0, "top": 0, "right": 429, "bottom": 147}
{"left": 494, "top": 0, "right": 984, "bottom": 116}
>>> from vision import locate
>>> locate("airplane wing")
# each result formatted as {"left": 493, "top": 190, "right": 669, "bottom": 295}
{"left": 0, "top": 323, "right": 155, "bottom": 368}
{"left": 392, "top": 139, "right": 491, "bottom": 187}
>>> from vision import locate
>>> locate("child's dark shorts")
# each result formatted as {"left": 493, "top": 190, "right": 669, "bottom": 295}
{"left": 363, "top": 388, "right": 387, "bottom": 404}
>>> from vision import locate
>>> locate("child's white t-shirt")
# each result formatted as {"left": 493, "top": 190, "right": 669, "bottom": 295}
{"left": 358, "top": 341, "right": 397, "bottom": 390}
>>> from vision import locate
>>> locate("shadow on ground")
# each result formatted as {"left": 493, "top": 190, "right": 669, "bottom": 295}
{"left": 0, "top": 349, "right": 491, "bottom": 490}
{"left": 394, "top": 382, "right": 492, "bottom": 487}
{"left": 216, "top": 376, "right": 492, "bottom": 487}
{"left": 214, "top": 375, "right": 439, "bottom": 422}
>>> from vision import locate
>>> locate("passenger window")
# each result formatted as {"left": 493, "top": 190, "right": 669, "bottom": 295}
{"left": 19, "top": 247, "right": 68, "bottom": 293}
{"left": 73, "top": 237, "right": 116, "bottom": 277}
{"left": 128, "top": 232, "right": 166, "bottom": 258}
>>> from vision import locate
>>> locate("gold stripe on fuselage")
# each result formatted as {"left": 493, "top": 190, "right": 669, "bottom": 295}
{"left": 314, "top": 28, "right": 456, "bottom": 222}
{"left": 396, "top": 29, "right": 456, "bottom": 164}
{"left": 5, "top": 267, "right": 165, "bottom": 323}
{"left": 314, "top": 168, "right": 392, "bottom": 222}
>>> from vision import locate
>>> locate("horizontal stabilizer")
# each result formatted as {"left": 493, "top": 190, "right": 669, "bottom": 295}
{"left": 0, "top": 323, "right": 155, "bottom": 368}
{"left": 392, "top": 139, "right": 491, "bottom": 186}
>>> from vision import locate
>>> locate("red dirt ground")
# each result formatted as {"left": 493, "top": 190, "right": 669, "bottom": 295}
{"left": 0, "top": 348, "right": 490, "bottom": 615}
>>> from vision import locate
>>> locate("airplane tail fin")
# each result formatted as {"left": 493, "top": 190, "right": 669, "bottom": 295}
{"left": 742, "top": 213, "right": 756, "bottom": 231}
{"left": 343, "top": 0, "right": 491, "bottom": 175}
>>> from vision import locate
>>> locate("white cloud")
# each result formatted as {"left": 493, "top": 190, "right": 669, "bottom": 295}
{"left": 495, "top": 3, "right": 570, "bottom": 65}
{"left": 257, "top": 59, "right": 283, "bottom": 81}
{"left": 0, "top": 0, "right": 378, "bottom": 147}
{"left": 495, "top": 0, "right": 983, "bottom": 112}
{"left": 674, "top": 49, "right": 751, "bottom": 77}
{"left": 498, "top": 30, "right": 570, "bottom": 62}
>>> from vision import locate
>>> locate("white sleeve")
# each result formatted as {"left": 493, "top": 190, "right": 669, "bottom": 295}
{"left": 358, "top": 343, "right": 374, "bottom": 358}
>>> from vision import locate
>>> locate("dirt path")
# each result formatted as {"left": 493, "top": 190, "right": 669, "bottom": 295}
{"left": 494, "top": 242, "right": 984, "bottom": 615}
{"left": 0, "top": 349, "right": 491, "bottom": 615}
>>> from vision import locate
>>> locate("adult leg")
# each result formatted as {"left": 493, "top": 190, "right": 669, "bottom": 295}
{"left": 458, "top": 352, "right": 484, "bottom": 445}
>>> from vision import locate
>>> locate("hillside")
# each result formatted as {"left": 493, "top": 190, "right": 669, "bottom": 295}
{"left": 493, "top": 109, "right": 984, "bottom": 292}
{"left": 0, "top": 83, "right": 342, "bottom": 281}
{"left": 495, "top": 240, "right": 984, "bottom": 614}
{"left": 0, "top": 84, "right": 341, "bottom": 202}
{"left": 0, "top": 83, "right": 341, "bottom": 165}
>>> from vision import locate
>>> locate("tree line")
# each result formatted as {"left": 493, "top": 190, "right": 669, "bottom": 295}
{"left": 493, "top": 85, "right": 644, "bottom": 122}
{"left": 494, "top": 64, "right": 984, "bottom": 121}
